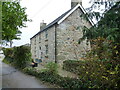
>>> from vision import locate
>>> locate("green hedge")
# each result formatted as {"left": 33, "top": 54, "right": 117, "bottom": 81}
{"left": 22, "top": 67, "right": 88, "bottom": 88}
{"left": 63, "top": 60, "right": 120, "bottom": 88}
{"left": 2, "top": 48, "right": 14, "bottom": 59}
{"left": 2, "top": 46, "right": 32, "bottom": 69}
{"left": 2, "top": 48, "right": 14, "bottom": 63}
{"left": 13, "top": 46, "right": 32, "bottom": 69}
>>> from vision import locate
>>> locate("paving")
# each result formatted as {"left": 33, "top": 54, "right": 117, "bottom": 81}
{"left": 0, "top": 51, "right": 57, "bottom": 88}
{"left": 0, "top": 50, "right": 78, "bottom": 89}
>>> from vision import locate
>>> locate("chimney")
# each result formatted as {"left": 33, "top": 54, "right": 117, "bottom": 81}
{"left": 40, "top": 20, "right": 46, "bottom": 30}
{"left": 71, "top": 0, "right": 82, "bottom": 8}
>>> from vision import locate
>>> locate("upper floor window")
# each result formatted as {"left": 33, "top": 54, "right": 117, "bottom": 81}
{"left": 45, "top": 30, "right": 48, "bottom": 39}
{"left": 39, "top": 46, "right": 41, "bottom": 50}
{"left": 41, "top": 52, "right": 43, "bottom": 59}
{"left": 45, "top": 45, "right": 48, "bottom": 54}
{"left": 39, "top": 35, "right": 41, "bottom": 41}
{"left": 34, "top": 37, "right": 36, "bottom": 45}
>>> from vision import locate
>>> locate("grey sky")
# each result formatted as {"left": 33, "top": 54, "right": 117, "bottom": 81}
{"left": 12, "top": 0, "right": 91, "bottom": 47}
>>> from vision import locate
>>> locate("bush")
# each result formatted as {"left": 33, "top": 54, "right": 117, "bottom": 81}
{"left": 42, "top": 62, "right": 58, "bottom": 74}
{"left": 2, "top": 48, "right": 14, "bottom": 63}
{"left": 2, "top": 46, "right": 32, "bottom": 69}
{"left": 23, "top": 67, "right": 61, "bottom": 84}
{"left": 2, "top": 48, "right": 13, "bottom": 57}
{"left": 63, "top": 60, "right": 83, "bottom": 73}
{"left": 63, "top": 60, "right": 120, "bottom": 88}
{"left": 13, "top": 46, "right": 32, "bottom": 69}
{"left": 2, "top": 48, "right": 14, "bottom": 58}
{"left": 2, "top": 58, "right": 11, "bottom": 64}
{"left": 23, "top": 67, "right": 38, "bottom": 76}
{"left": 23, "top": 67, "right": 87, "bottom": 88}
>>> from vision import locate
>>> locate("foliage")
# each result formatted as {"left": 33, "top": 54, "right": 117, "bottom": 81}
{"left": 13, "top": 46, "right": 32, "bottom": 69}
{"left": 2, "top": 48, "right": 14, "bottom": 58}
{"left": 0, "top": 1, "right": 2, "bottom": 41}
{"left": 41, "top": 62, "right": 58, "bottom": 74}
{"left": 2, "top": 58, "right": 12, "bottom": 64}
{"left": 83, "top": 1, "right": 120, "bottom": 43}
{"left": 84, "top": 37, "right": 120, "bottom": 61}
{"left": 2, "top": 46, "right": 32, "bottom": 69}
{"left": 63, "top": 60, "right": 120, "bottom": 88}
{"left": 2, "top": 48, "right": 14, "bottom": 63}
{"left": 75, "top": 1, "right": 120, "bottom": 88}
{"left": 85, "top": 0, "right": 116, "bottom": 21}
{"left": 2, "top": 1, "right": 31, "bottom": 46}
{"left": 23, "top": 67, "right": 38, "bottom": 76}
{"left": 23, "top": 67, "right": 87, "bottom": 88}
{"left": 80, "top": 1, "right": 120, "bottom": 61}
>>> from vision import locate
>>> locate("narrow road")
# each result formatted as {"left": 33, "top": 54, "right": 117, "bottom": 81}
{"left": 0, "top": 51, "right": 52, "bottom": 88}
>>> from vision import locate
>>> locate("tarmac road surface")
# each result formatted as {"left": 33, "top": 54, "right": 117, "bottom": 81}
{"left": 0, "top": 51, "right": 50, "bottom": 88}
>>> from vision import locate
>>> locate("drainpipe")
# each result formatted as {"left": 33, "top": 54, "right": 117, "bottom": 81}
{"left": 55, "top": 24, "right": 57, "bottom": 63}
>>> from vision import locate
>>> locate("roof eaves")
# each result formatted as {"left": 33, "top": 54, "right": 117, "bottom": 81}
{"left": 30, "top": 22, "right": 57, "bottom": 40}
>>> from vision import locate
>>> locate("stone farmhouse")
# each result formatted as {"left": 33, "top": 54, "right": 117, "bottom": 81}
{"left": 30, "top": 0, "right": 94, "bottom": 64}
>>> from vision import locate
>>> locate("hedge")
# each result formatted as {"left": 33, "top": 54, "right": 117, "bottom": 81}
{"left": 63, "top": 60, "right": 120, "bottom": 88}
{"left": 22, "top": 67, "right": 89, "bottom": 88}
{"left": 2, "top": 46, "right": 32, "bottom": 69}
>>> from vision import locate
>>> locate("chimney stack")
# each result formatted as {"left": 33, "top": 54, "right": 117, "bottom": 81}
{"left": 71, "top": 0, "right": 82, "bottom": 8}
{"left": 40, "top": 20, "right": 46, "bottom": 30}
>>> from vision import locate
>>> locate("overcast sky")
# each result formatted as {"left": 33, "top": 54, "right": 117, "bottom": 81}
{"left": 12, "top": 0, "right": 91, "bottom": 47}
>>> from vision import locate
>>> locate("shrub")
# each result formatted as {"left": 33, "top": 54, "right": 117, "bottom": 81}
{"left": 63, "top": 60, "right": 120, "bottom": 88}
{"left": 2, "top": 58, "right": 11, "bottom": 64}
{"left": 23, "top": 67, "right": 61, "bottom": 85}
{"left": 2, "top": 46, "right": 32, "bottom": 69}
{"left": 84, "top": 38, "right": 120, "bottom": 61}
{"left": 2, "top": 48, "right": 14, "bottom": 58}
{"left": 22, "top": 67, "right": 38, "bottom": 76}
{"left": 13, "top": 46, "right": 32, "bottom": 69}
{"left": 42, "top": 62, "right": 58, "bottom": 74}
{"left": 63, "top": 60, "right": 83, "bottom": 73}
{"left": 22, "top": 67, "right": 86, "bottom": 88}
{"left": 2, "top": 48, "right": 14, "bottom": 63}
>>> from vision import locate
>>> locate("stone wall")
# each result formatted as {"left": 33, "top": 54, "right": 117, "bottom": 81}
{"left": 31, "top": 7, "right": 92, "bottom": 65}
{"left": 31, "top": 26, "right": 56, "bottom": 64}
{"left": 31, "top": 37, "right": 36, "bottom": 59}
{"left": 56, "top": 8, "right": 91, "bottom": 64}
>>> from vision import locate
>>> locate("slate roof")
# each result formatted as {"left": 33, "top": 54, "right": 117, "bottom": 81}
{"left": 30, "top": 8, "right": 72, "bottom": 39}
{"left": 30, "top": 4, "right": 94, "bottom": 39}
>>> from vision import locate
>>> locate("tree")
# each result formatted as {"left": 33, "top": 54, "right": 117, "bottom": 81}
{"left": 85, "top": 0, "right": 117, "bottom": 21}
{"left": 0, "top": 1, "right": 2, "bottom": 45}
{"left": 82, "top": 1, "right": 120, "bottom": 43}
{"left": 80, "top": 1, "right": 120, "bottom": 60}
{"left": 2, "top": 1, "right": 31, "bottom": 47}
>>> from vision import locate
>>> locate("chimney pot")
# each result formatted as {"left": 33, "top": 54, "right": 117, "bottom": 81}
{"left": 40, "top": 20, "right": 46, "bottom": 30}
{"left": 71, "top": 0, "right": 82, "bottom": 8}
